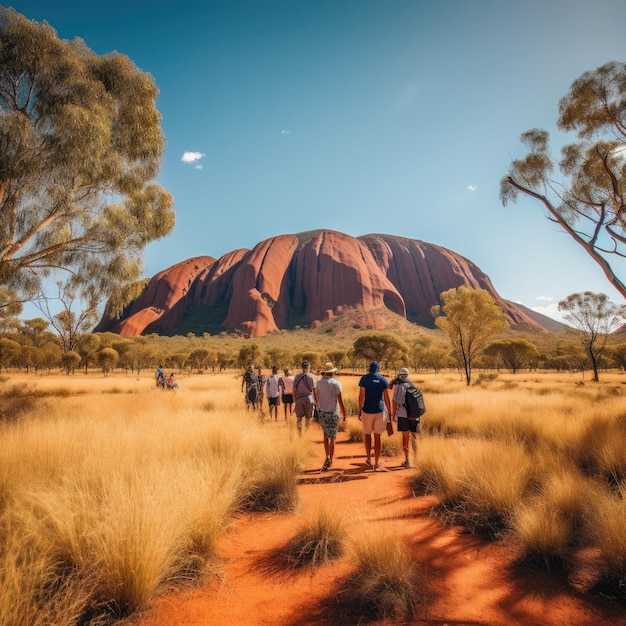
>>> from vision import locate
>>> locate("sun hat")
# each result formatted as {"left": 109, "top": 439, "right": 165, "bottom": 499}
{"left": 399, "top": 367, "right": 409, "bottom": 376}
{"left": 369, "top": 361, "right": 379, "bottom": 373}
{"left": 321, "top": 361, "right": 337, "bottom": 373}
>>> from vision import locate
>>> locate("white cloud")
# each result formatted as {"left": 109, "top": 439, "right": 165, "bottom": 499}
{"left": 181, "top": 151, "right": 205, "bottom": 165}
{"left": 280, "top": 129, "right": 290, "bottom": 134}
{"left": 535, "top": 295, "right": 554, "bottom": 302}
{"left": 194, "top": 164, "right": 203, "bottom": 170}
{"left": 531, "top": 302, "right": 566, "bottom": 323}
{"left": 467, "top": 185, "right": 477, "bottom": 191}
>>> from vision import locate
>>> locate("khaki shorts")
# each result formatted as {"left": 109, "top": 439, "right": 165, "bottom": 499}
{"left": 361, "top": 412, "right": 385, "bottom": 435}
{"left": 294, "top": 397, "right": 314, "bottom": 419}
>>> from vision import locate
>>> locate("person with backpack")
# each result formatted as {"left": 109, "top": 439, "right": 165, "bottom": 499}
{"left": 358, "top": 361, "right": 392, "bottom": 471}
{"left": 391, "top": 367, "right": 426, "bottom": 467}
{"left": 264, "top": 366, "right": 281, "bottom": 420}
{"left": 293, "top": 360, "right": 318, "bottom": 434}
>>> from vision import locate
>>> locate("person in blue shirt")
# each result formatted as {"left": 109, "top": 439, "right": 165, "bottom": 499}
{"left": 358, "top": 361, "right": 392, "bottom": 471}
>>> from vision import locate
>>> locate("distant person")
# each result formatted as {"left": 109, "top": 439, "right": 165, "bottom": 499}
{"left": 155, "top": 364, "right": 165, "bottom": 388}
{"left": 316, "top": 362, "right": 346, "bottom": 471}
{"left": 391, "top": 367, "right": 424, "bottom": 467}
{"left": 241, "top": 365, "right": 258, "bottom": 410}
{"left": 358, "top": 361, "right": 392, "bottom": 471}
{"left": 166, "top": 372, "right": 179, "bottom": 390}
{"left": 265, "top": 366, "right": 281, "bottom": 420}
{"left": 279, "top": 368, "right": 294, "bottom": 418}
{"left": 293, "top": 360, "right": 318, "bottom": 434}
{"left": 256, "top": 366, "right": 267, "bottom": 413}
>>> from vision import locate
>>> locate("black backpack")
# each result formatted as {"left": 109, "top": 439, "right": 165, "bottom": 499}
{"left": 403, "top": 383, "right": 426, "bottom": 418}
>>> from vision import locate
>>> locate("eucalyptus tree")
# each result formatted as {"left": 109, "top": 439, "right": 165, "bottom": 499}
{"left": 0, "top": 8, "right": 175, "bottom": 312}
{"left": 483, "top": 338, "right": 540, "bottom": 374}
{"left": 501, "top": 62, "right": 626, "bottom": 298}
{"left": 432, "top": 287, "right": 507, "bottom": 385}
{"left": 351, "top": 333, "right": 409, "bottom": 371}
{"left": 558, "top": 291, "right": 626, "bottom": 381}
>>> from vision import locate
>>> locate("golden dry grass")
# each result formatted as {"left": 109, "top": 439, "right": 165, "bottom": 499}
{"left": 3, "top": 368, "right": 626, "bottom": 622}
{"left": 0, "top": 371, "right": 311, "bottom": 625}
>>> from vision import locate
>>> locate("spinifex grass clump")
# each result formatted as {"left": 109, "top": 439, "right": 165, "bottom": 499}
{"left": 343, "top": 531, "right": 423, "bottom": 621}
{"left": 0, "top": 382, "right": 310, "bottom": 625}
{"left": 510, "top": 469, "right": 598, "bottom": 569}
{"left": 283, "top": 506, "right": 346, "bottom": 568}
{"left": 344, "top": 417, "right": 364, "bottom": 443}
{"left": 413, "top": 437, "right": 533, "bottom": 536}
{"left": 587, "top": 484, "right": 626, "bottom": 587}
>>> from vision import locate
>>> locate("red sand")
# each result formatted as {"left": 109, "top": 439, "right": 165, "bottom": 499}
{"left": 129, "top": 427, "right": 626, "bottom": 626}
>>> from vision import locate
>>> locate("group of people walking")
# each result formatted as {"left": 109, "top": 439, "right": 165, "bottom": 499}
{"left": 241, "top": 360, "right": 425, "bottom": 473}
{"left": 241, "top": 365, "right": 296, "bottom": 419}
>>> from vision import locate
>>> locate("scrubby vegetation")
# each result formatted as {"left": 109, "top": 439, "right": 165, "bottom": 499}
{"left": 410, "top": 372, "right": 626, "bottom": 594}
{"left": 2, "top": 367, "right": 626, "bottom": 623}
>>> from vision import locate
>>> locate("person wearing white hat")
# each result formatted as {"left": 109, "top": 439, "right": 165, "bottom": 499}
{"left": 391, "top": 367, "right": 423, "bottom": 467}
{"left": 316, "top": 362, "right": 346, "bottom": 471}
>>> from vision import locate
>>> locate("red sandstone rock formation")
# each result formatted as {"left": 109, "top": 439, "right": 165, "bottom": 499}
{"left": 93, "top": 256, "right": 215, "bottom": 335}
{"left": 95, "top": 230, "right": 546, "bottom": 337}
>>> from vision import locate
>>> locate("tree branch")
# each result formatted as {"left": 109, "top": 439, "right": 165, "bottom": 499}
{"left": 506, "top": 176, "right": 626, "bottom": 298}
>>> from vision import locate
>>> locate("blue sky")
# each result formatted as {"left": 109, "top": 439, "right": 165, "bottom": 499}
{"left": 10, "top": 0, "right": 626, "bottom": 322}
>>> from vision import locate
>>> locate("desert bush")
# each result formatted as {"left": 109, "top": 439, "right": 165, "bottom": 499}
{"left": 0, "top": 380, "right": 310, "bottom": 624}
{"left": 587, "top": 484, "right": 626, "bottom": 585}
{"left": 344, "top": 531, "right": 423, "bottom": 621}
{"left": 414, "top": 437, "right": 533, "bottom": 536}
{"left": 283, "top": 506, "right": 345, "bottom": 568}
{"left": 236, "top": 435, "right": 308, "bottom": 512}
{"left": 344, "top": 417, "right": 364, "bottom": 443}
{"left": 510, "top": 469, "right": 598, "bottom": 569}
{"left": 381, "top": 430, "right": 401, "bottom": 457}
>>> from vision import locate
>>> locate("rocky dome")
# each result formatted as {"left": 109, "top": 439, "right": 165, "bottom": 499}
{"left": 94, "top": 230, "right": 545, "bottom": 337}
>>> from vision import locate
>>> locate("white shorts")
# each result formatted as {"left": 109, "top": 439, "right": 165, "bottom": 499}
{"left": 361, "top": 412, "right": 385, "bottom": 435}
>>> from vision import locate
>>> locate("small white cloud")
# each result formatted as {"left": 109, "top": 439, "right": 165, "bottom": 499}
{"left": 194, "top": 164, "right": 203, "bottom": 170}
{"left": 181, "top": 151, "right": 205, "bottom": 164}
{"left": 467, "top": 185, "right": 477, "bottom": 191}
{"left": 281, "top": 129, "right": 290, "bottom": 134}
{"left": 535, "top": 296, "right": 554, "bottom": 302}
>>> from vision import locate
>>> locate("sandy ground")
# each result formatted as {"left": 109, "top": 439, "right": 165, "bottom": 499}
{"left": 128, "top": 423, "right": 626, "bottom": 626}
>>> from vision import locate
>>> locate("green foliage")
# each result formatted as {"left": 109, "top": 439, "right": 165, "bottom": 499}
{"left": 484, "top": 338, "right": 540, "bottom": 373}
{"left": 0, "top": 8, "right": 175, "bottom": 309}
{"left": 501, "top": 61, "right": 626, "bottom": 298}
{"left": 432, "top": 287, "right": 507, "bottom": 385}
{"left": 558, "top": 291, "right": 626, "bottom": 381}
{"left": 352, "top": 333, "right": 409, "bottom": 369}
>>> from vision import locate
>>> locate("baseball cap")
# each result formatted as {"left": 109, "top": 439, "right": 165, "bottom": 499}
{"left": 399, "top": 367, "right": 409, "bottom": 376}
{"left": 369, "top": 361, "right": 379, "bottom": 373}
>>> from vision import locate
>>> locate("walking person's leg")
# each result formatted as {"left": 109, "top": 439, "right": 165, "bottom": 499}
{"left": 373, "top": 433, "right": 382, "bottom": 468}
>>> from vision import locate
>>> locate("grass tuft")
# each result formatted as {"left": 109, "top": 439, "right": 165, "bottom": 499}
{"left": 282, "top": 506, "right": 345, "bottom": 568}
{"left": 343, "top": 531, "right": 423, "bottom": 621}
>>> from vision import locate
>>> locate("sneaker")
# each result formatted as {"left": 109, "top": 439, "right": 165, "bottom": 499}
{"left": 374, "top": 464, "right": 380, "bottom": 472}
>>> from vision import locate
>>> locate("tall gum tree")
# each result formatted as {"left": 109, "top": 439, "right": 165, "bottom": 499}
{"left": 0, "top": 8, "right": 175, "bottom": 314}
{"left": 558, "top": 291, "right": 626, "bottom": 382}
{"left": 431, "top": 287, "right": 507, "bottom": 385}
{"left": 501, "top": 61, "right": 626, "bottom": 299}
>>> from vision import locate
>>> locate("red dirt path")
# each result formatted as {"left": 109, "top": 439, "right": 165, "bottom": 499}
{"left": 129, "top": 427, "right": 626, "bottom": 626}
